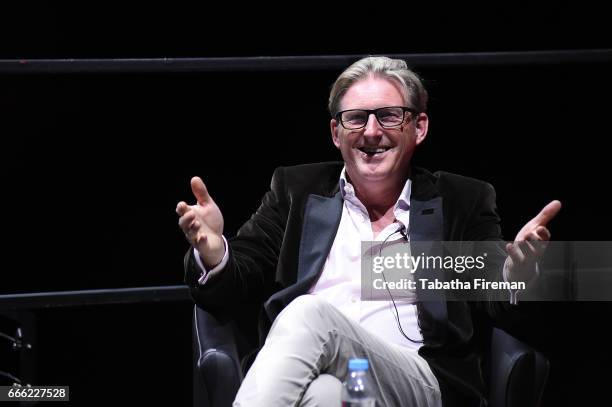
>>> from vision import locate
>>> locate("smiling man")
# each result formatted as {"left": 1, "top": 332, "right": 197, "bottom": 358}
{"left": 330, "top": 70, "right": 428, "bottom": 238}
{"left": 177, "top": 56, "right": 561, "bottom": 407}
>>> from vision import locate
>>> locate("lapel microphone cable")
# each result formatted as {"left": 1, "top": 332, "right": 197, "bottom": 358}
{"left": 377, "top": 224, "right": 424, "bottom": 344}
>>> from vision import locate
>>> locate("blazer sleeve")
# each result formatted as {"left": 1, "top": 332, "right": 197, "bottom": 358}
{"left": 467, "top": 181, "right": 533, "bottom": 325}
{"left": 184, "top": 167, "right": 290, "bottom": 313}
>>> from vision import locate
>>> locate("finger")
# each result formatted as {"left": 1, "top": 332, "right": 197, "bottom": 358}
{"left": 525, "top": 229, "right": 545, "bottom": 241}
{"left": 529, "top": 230, "right": 550, "bottom": 256}
{"left": 187, "top": 217, "right": 202, "bottom": 233}
{"left": 530, "top": 200, "right": 562, "bottom": 228}
{"left": 519, "top": 239, "right": 539, "bottom": 260}
{"left": 533, "top": 226, "right": 551, "bottom": 241}
{"left": 195, "top": 232, "right": 208, "bottom": 245}
{"left": 519, "top": 237, "right": 549, "bottom": 263}
{"left": 506, "top": 242, "right": 525, "bottom": 264}
{"left": 176, "top": 201, "right": 190, "bottom": 216}
{"left": 178, "top": 211, "right": 196, "bottom": 232}
{"left": 191, "top": 177, "right": 211, "bottom": 206}
{"left": 517, "top": 241, "right": 530, "bottom": 260}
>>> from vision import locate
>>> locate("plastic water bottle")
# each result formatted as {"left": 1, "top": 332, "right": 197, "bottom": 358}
{"left": 341, "top": 358, "right": 376, "bottom": 406}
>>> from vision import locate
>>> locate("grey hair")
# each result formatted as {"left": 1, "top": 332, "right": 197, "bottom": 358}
{"left": 328, "top": 56, "right": 428, "bottom": 116}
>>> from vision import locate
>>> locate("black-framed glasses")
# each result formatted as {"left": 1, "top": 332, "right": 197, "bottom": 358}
{"left": 335, "top": 106, "right": 418, "bottom": 130}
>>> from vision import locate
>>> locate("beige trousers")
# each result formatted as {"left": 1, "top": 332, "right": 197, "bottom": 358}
{"left": 233, "top": 294, "right": 442, "bottom": 407}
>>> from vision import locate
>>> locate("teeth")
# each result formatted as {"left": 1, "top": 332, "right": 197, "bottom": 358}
{"left": 360, "top": 147, "right": 389, "bottom": 154}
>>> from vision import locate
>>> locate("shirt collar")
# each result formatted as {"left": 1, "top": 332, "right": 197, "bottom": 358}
{"left": 339, "top": 166, "right": 412, "bottom": 230}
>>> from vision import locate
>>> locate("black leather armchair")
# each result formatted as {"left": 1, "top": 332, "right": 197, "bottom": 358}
{"left": 193, "top": 305, "right": 549, "bottom": 407}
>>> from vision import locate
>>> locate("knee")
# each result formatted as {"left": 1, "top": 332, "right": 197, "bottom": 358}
{"left": 289, "top": 294, "right": 325, "bottom": 309}
{"left": 300, "top": 374, "right": 342, "bottom": 407}
{"left": 270, "top": 295, "right": 339, "bottom": 339}
{"left": 281, "top": 294, "right": 328, "bottom": 320}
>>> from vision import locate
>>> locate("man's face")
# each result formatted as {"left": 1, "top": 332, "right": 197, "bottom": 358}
{"left": 330, "top": 76, "right": 428, "bottom": 187}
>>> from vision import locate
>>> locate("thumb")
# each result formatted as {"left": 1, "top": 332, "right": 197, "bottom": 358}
{"left": 190, "top": 176, "right": 211, "bottom": 205}
{"left": 531, "top": 200, "right": 562, "bottom": 227}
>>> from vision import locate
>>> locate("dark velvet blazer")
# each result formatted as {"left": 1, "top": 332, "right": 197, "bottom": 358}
{"left": 185, "top": 161, "right": 526, "bottom": 406}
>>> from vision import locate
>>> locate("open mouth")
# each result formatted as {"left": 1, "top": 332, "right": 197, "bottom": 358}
{"left": 357, "top": 146, "right": 392, "bottom": 157}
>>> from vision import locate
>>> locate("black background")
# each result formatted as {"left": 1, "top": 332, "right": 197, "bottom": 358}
{"left": 2, "top": 2, "right": 612, "bottom": 405}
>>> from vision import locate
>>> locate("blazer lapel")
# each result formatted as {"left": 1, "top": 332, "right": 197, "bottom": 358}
{"left": 297, "top": 192, "right": 344, "bottom": 281}
{"left": 264, "top": 191, "right": 343, "bottom": 322}
{"left": 410, "top": 169, "right": 448, "bottom": 347}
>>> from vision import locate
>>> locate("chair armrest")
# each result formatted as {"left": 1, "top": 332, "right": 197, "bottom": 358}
{"left": 489, "top": 327, "right": 550, "bottom": 407}
{"left": 193, "top": 305, "right": 243, "bottom": 407}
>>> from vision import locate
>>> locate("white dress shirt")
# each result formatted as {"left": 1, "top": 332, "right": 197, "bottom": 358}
{"left": 308, "top": 168, "right": 423, "bottom": 350}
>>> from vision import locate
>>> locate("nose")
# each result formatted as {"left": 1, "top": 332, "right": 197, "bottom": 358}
{"left": 363, "top": 113, "right": 383, "bottom": 138}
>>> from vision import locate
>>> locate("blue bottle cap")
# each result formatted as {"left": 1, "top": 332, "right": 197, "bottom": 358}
{"left": 348, "top": 358, "right": 369, "bottom": 371}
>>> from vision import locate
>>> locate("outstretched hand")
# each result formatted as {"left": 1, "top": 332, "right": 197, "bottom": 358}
{"left": 505, "top": 200, "right": 562, "bottom": 282}
{"left": 176, "top": 177, "right": 225, "bottom": 268}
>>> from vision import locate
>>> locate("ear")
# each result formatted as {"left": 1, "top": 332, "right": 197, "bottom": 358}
{"left": 330, "top": 118, "right": 341, "bottom": 149}
{"left": 414, "top": 113, "right": 429, "bottom": 146}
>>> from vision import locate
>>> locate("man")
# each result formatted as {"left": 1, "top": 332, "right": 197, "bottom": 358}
{"left": 177, "top": 56, "right": 561, "bottom": 406}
